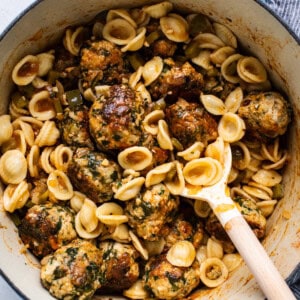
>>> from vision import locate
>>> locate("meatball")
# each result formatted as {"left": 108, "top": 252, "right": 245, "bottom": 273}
{"left": 67, "top": 148, "right": 121, "bottom": 203}
{"left": 143, "top": 253, "right": 201, "bottom": 300}
{"left": 97, "top": 241, "right": 140, "bottom": 292}
{"left": 148, "top": 58, "right": 204, "bottom": 100}
{"left": 80, "top": 40, "right": 128, "bottom": 88}
{"left": 89, "top": 84, "right": 149, "bottom": 152}
{"left": 59, "top": 106, "right": 94, "bottom": 149}
{"left": 152, "top": 39, "right": 177, "bottom": 57}
{"left": 40, "top": 239, "right": 102, "bottom": 300}
{"left": 165, "top": 98, "right": 218, "bottom": 148}
{"left": 18, "top": 203, "right": 77, "bottom": 257}
{"left": 238, "top": 91, "right": 291, "bottom": 141}
{"left": 125, "top": 184, "right": 179, "bottom": 241}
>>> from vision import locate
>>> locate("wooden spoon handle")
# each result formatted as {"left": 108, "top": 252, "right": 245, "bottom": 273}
{"left": 225, "top": 216, "right": 295, "bottom": 300}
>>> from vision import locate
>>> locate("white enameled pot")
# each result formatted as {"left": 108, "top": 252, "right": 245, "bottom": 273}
{"left": 0, "top": 1, "right": 299, "bottom": 299}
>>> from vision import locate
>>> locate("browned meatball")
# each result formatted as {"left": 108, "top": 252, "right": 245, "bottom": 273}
{"left": 59, "top": 106, "right": 94, "bottom": 149}
{"left": 80, "top": 40, "right": 128, "bottom": 88}
{"left": 98, "top": 241, "right": 140, "bottom": 292}
{"left": 67, "top": 148, "right": 121, "bottom": 203}
{"left": 89, "top": 84, "right": 149, "bottom": 152}
{"left": 238, "top": 91, "right": 291, "bottom": 141}
{"left": 152, "top": 39, "right": 177, "bottom": 57}
{"left": 165, "top": 98, "right": 218, "bottom": 148}
{"left": 125, "top": 184, "right": 179, "bottom": 241}
{"left": 18, "top": 203, "right": 77, "bottom": 257}
{"left": 143, "top": 253, "right": 201, "bottom": 300}
{"left": 40, "top": 239, "right": 102, "bottom": 299}
{"left": 148, "top": 58, "right": 204, "bottom": 100}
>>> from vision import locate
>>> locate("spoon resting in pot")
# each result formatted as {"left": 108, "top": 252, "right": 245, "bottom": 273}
{"left": 180, "top": 141, "right": 295, "bottom": 300}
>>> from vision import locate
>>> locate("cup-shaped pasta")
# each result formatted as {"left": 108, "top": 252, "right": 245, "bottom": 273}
{"left": 242, "top": 185, "right": 271, "bottom": 200}
{"left": 231, "top": 141, "right": 251, "bottom": 170}
{"left": 200, "top": 257, "right": 229, "bottom": 287}
{"left": 142, "top": 56, "right": 163, "bottom": 86}
{"left": 47, "top": 170, "right": 73, "bottom": 200}
{"left": 130, "top": 8, "right": 150, "bottom": 27}
{"left": 63, "top": 26, "right": 86, "bottom": 56}
{"left": 32, "top": 77, "right": 48, "bottom": 89}
{"left": 12, "top": 55, "right": 39, "bottom": 86}
{"left": 166, "top": 241, "right": 196, "bottom": 267}
{"left": 12, "top": 119, "right": 35, "bottom": 147}
{"left": 27, "top": 144, "right": 40, "bottom": 177}
{"left": 135, "top": 82, "right": 152, "bottom": 103}
{"left": 107, "top": 9, "right": 137, "bottom": 28}
{"left": 194, "top": 33, "right": 225, "bottom": 50}
{"left": 114, "top": 177, "right": 145, "bottom": 201}
{"left": 39, "top": 147, "right": 55, "bottom": 173}
{"left": 102, "top": 18, "right": 136, "bottom": 45}
{"left": 1, "top": 129, "right": 27, "bottom": 155}
{"left": 157, "top": 119, "right": 173, "bottom": 150}
{"left": 70, "top": 191, "right": 86, "bottom": 212}
{"left": 145, "top": 162, "right": 174, "bottom": 187}
{"left": 210, "top": 46, "right": 236, "bottom": 66}
{"left": 143, "top": 110, "right": 165, "bottom": 135}
{"left": 183, "top": 157, "right": 222, "bottom": 186}
{"left": 144, "top": 238, "right": 166, "bottom": 257}
{"left": 218, "top": 112, "right": 246, "bottom": 143}
{"left": 143, "top": 1, "right": 173, "bottom": 18}
{"left": 213, "top": 22, "right": 237, "bottom": 48}
{"left": 0, "top": 115, "right": 13, "bottom": 145}
{"left": 160, "top": 13, "right": 189, "bottom": 42}
{"left": 256, "top": 200, "right": 278, "bottom": 217}
{"left": 0, "top": 149, "right": 27, "bottom": 184}
{"left": 196, "top": 245, "right": 208, "bottom": 264}
{"left": 224, "top": 87, "right": 243, "bottom": 113}
{"left": 194, "top": 200, "right": 211, "bottom": 218}
{"left": 129, "top": 66, "right": 143, "bottom": 89}
{"left": 96, "top": 202, "right": 128, "bottom": 226}
{"left": 207, "top": 238, "right": 223, "bottom": 259}
{"left": 205, "top": 137, "right": 225, "bottom": 164}
{"left": 222, "top": 253, "right": 243, "bottom": 272}
{"left": 36, "top": 52, "right": 55, "bottom": 77}
{"left": 35, "top": 120, "right": 60, "bottom": 147}
{"left": 200, "top": 94, "right": 226, "bottom": 116}
{"left": 3, "top": 180, "right": 30, "bottom": 213}
{"left": 237, "top": 56, "right": 267, "bottom": 83}
{"left": 252, "top": 169, "right": 282, "bottom": 187}
{"left": 79, "top": 198, "right": 99, "bottom": 233}
{"left": 129, "top": 230, "right": 149, "bottom": 260}
{"left": 177, "top": 142, "right": 204, "bottom": 161}
{"left": 75, "top": 212, "right": 103, "bottom": 239}
{"left": 165, "top": 161, "right": 185, "bottom": 195}
{"left": 191, "top": 50, "right": 212, "bottom": 70}
{"left": 123, "top": 279, "right": 150, "bottom": 300}
{"left": 118, "top": 146, "right": 153, "bottom": 171}
{"left": 28, "top": 91, "right": 56, "bottom": 121}
{"left": 121, "top": 27, "right": 146, "bottom": 52}
{"left": 50, "top": 144, "right": 73, "bottom": 172}
{"left": 101, "top": 223, "right": 130, "bottom": 243}
{"left": 221, "top": 53, "right": 243, "bottom": 84}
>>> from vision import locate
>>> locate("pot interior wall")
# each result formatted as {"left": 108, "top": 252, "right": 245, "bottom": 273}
{"left": 0, "top": 1, "right": 299, "bottom": 299}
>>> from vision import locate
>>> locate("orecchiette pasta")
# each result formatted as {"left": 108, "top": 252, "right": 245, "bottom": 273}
{"left": 213, "top": 22, "right": 237, "bottom": 48}
{"left": 143, "top": 1, "right": 173, "bottom": 18}
{"left": 123, "top": 279, "right": 150, "bottom": 300}
{"left": 177, "top": 141, "right": 205, "bottom": 161}
{"left": 35, "top": 120, "right": 60, "bottom": 147}
{"left": 157, "top": 119, "right": 173, "bottom": 150}
{"left": 129, "top": 230, "right": 149, "bottom": 260}
{"left": 142, "top": 56, "right": 163, "bottom": 86}
{"left": 142, "top": 110, "right": 165, "bottom": 135}
{"left": 145, "top": 162, "right": 174, "bottom": 187}
{"left": 27, "top": 145, "right": 40, "bottom": 177}
{"left": 75, "top": 212, "right": 103, "bottom": 239}
{"left": 207, "top": 238, "right": 223, "bottom": 259}
{"left": 166, "top": 240, "right": 196, "bottom": 267}
{"left": 47, "top": 170, "right": 73, "bottom": 200}
{"left": 96, "top": 202, "right": 128, "bottom": 225}
{"left": 63, "top": 27, "right": 86, "bottom": 56}
{"left": 0, "top": 115, "right": 13, "bottom": 145}
{"left": 78, "top": 198, "right": 99, "bottom": 233}
{"left": 114, "top": 177, "right": 145, "bottom": 201}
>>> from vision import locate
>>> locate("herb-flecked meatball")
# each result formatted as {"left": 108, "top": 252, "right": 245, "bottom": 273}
{"left": 238, "top": 91, "right": 291, "bottom": 141}
{"left": 59, "top": 106, "right": 94, "bottom": 149}
{"left": 165, "top": 98, "right": 218, "bottom": 148}
{"left": 98, "top": 241, "right": 140, "bottom": 292}
{"left": 40, "top": 239, "right": 102, "bottom": 300}
{"left": 67, "top": 148, "right": 121, "bottom": 202}
{"left": 143, "top": 253, "right": 201, "bottom": 300}
{"left": 125, "top": 184, "right": 179, "bottom": 241}
{"left": 89, "top": 84, "right": 150, "bottom": 152}
{"left": 80, "top": 40, "right": 128, "bottom": 88}
{"left": 18, "top": 203, "right": 77, "bottom": 257}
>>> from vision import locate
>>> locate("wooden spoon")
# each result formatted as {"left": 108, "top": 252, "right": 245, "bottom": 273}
{"left": 180, "top": 141, "right": 295, "bottom": 300}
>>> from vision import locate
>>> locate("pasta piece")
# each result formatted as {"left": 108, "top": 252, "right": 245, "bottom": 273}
{"left": 9, "top": 96, "right": 30, "bottom": 119}
{"left": 12, "top": 118, "right": 35, "bottom": 147}
{"left": 144, "top": 238, "right": 166, "bottom": 257}
{"left": 224, "top": 87, "right": 243, "bottom": 113}
{"left": 257, "top": 200, "right": 278, "bottom": 217}
{"left": 107, "top": 8, "right": 137, "bottom": 28}
{"left": 196, "top": 245, "right": 208, "bottom": 264}
{"left": 35, "top": 120, "right": 60, "bottom": 147}
{"left": 142, "top": 56, "right": 163, "bottom": 86}
{"left": 18, "top": 116, "right": 43, "bottom": 129}
{"left": 237, "top": 56, "right": 267, "bottom": 83}
{"left": 200, "top": 257, "right": 229, "bottom": 287}
{"left": 145, "top": 162, "right": 174, "bottom": 187}
{"left": 0, "top": 149, "right": 27, "bottom": 184}
{"left": 129, "top": 66, "right": 143, "bottom": 89}
{"left": 28, "top": 91, "right": 56, "bottom": 121}
{"left": 63, "top": 27, "right": 86, "bottom": 56}
{"left": 39, "top": 147, "right": 55, "bottom": 174}
{"left": 157, "top": 119, "right": 173, "bottom": 150}
{"left": 27, "top": 144, "right": 40, "bottom": 177}
{"left": 252, "top": 169, "right": 282, "bottom": 187}
{"left": 207, "top": 238, "right": 223, "bottom": 259}
{"left": 50, "top": 144, "right": 73, "bottom": 172}
{"left": 121, "top": 27, "right": 146, "bottom": 52}
{"left": 123, "top": 279, "right": 150, "bottom": 300}
{"left": 221, "top": 53, "right": 243, "bottom": 83}
{"left": 0, "top": 115, "right": 13, "bottom": 145}
{"left": 135, "top": 82, "right": 152, "bottom": 103}
{"left": 1, "top": 129, "right": 27, "bottom": 155}
{"left": 103, "top": 18, "right": 136, "bottom": 45}
{"left": 231, "top": 141, "right": 251, "bottom": 170}
{"left": 36, "top": 51, "right": 55, "bottom": 77}
{"left": 79, "top": 198, "right": 99, "bottom": 233}
{"left": 70, "top": 191, "right": 86, "bottom": 212}
{"left": 213, "top": 22, "right": 237, "bottom": 48}
{"left": 96, "top": 202, "right": 128, "bottom": 225}
{"left": 101, "top": 223, "right": 130, "bottom": 243}
{"left": 75, "top": 212, "right": 103, "bottom": 239}
{"left": 200, "top": 94, "right": 226, "bottom": 116}
{"left": 166, "top": 240, "right": 196, "bottom": 267}
{"left": 118, "top": 146, "right": 153, "bottom": 171}
{"left": 3, "top": 180, "right": 30, "bottom": 213}
{"left": 142, "top": 110, "right": 165, "bottom": 135}
{"left": 262, "top": 151, "right": 288, "bottom": 170}
{"left": 47, "top": 170, "right": 73, "bottom": 200}
{"left": 218, "top": 112, "right": 246, "bottom": 143}
{"left": 183, "top": 157, "right": 222, "bottom": 186}
{"left": 248, "top": 181, "right": 273, "bottom": 198}
{"left": 114, "top": 177, "right": 145, "bottom": 201}
{"left": 165, "top": 160, "right": 185, "bottom": 195}
{"left": 129, "top": 230, "right": 149, "bottom": 260}
{"left": 32, "top": 77, "right": 48, "bottom": 89}
{"left": 191, "top": 50, "right": 212, "bottom": 70}
{"left": 242, "top": 185, "right": 271, "bottom": 200}
{"left": 177, "top": 142, "right": 204, "bottom": 161}
{"left": 222, "top": 253, "right": 243, "bottom": 272}
{"left": 210, "top": 46, "right": 236, "bottom": 66}
{"left": 194, "top": 33, "right": 225, "bottom": 49}
{"left": 205, "top": 137, "right": 225, "bottom": 164}
{"left": 227, "top": 167, "right": 239, "bottom": 184}
{"left": 230, "top": 186, "right": 257, "bottom": 202}
{"left": 143, "top": 1, "right": 173, "bottom": 18}
{"left": 130, "top": 8, "right": 150, "bottom": 27}
{"left": 194, "top": 200, "right": 211, "bottom": 218}
{"left": 12, "top": 55, "right": 39, "bottom": 86}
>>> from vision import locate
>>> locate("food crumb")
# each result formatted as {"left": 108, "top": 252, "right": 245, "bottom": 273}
{"left": 282, "top": 210, "right": 291, "bottom": 219}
